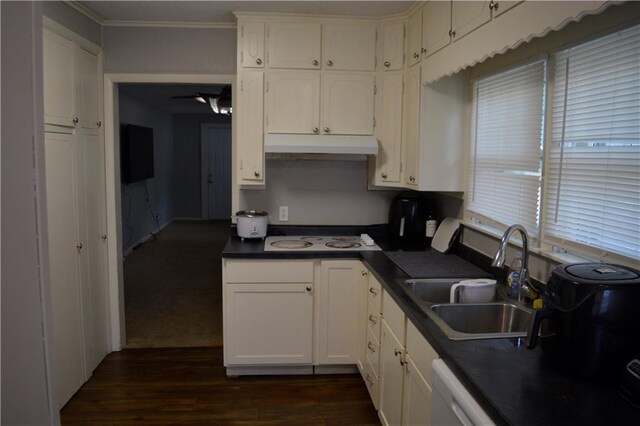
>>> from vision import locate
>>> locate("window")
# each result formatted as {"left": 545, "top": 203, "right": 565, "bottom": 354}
{"left": 466, "top": 24, "right": 640, "bottom": 262}
{"left": 467, "top": 59, "right": 546, "bottom": 235}
{"left": 544, "top": 25, "right": 640, "bottom": 260}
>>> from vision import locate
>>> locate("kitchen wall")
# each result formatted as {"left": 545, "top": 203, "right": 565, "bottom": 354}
{"left": 103, "top": 26, "right": 236, "bottom": 74}
{"left": 172, "top": 113, "right": 231, "bottom": 218}
{"left": 240, "top": 159, "right": 399, "bottom": 225}
{"left": 43, "top": 1, "right": 102, "bottom": 47}
{"left": 119, "top": 92, "right": 175, "bottom": 253}
{"left": 1, "top": 1, "right": 55, "bottom": 424}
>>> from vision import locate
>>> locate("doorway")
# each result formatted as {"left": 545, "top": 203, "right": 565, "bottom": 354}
{"left": 201, "top": 124, "right": 232, "bottom": 220}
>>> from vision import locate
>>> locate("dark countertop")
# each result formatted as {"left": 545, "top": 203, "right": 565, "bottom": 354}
{"left": 222, "top": 233, "right": 639, "bottom": 425}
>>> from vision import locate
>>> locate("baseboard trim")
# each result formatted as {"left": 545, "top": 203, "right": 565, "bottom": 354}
{"left": 123, "top": 218, "right": 172, "bottom": 256}
{"left": 226, "top": 365, "right": 314, "bottom": 376}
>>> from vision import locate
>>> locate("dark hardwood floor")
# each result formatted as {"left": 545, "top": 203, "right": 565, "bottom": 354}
{"left": 61, "top": 347, "right": 380, "bottom": 425}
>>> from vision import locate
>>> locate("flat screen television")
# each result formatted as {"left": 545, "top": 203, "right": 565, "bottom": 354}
{"left": 121, "top": 124, "right": 154, "bottom": 184}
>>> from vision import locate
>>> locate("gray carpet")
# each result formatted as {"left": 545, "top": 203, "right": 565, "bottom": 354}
{"left": 123, "top": 220, "right": 228, "bottom": 348}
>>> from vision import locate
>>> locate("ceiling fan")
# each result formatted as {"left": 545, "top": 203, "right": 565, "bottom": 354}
{"left": 172, "top": 85, "right": 232, "bottom": 115}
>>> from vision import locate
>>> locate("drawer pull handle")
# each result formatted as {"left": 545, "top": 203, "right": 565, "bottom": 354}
{"left": 369, "top": 288, "right": 378, "bottom": 296}
{"left": 366, "top": 374, "right": 374, "bottom": 386}
{"left": 368, "top": 342, "right": 376, "bottom": 353}
{"left": 368, "top": 314, "right": 377, "bottom": 325}
{"left": 394, "top": 348, "right": 402, "bottom": 357}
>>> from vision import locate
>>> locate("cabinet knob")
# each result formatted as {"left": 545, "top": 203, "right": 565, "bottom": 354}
{"left": 312, "top": 127, "right": 319, "bottom": 134}
{"left": 361, "top": 270, "right": 368, "bottom": 276}
{"left": 73, "top": 117, "right": 79, "bottom": 125}
{"left": 323, "top": 127, "right": 330, "bottom": 133}
{"left": 449, "top": 29, "right": 456, "bottom": 38}
{"left": 306, "top": 285, "right": 312, "bottom": 292}
{"left": 76, "top": 242, "right": 83, "bottom": 251}
{"left": 256, "top": 58, "right": 262, "bottom": 65}
{"left": 367, "top": 342, "right": 376, "bottom": 353}
{"left": 381, "top": 172, "right": 388, "bottom": 179}
{"left": 384, "top": 61, "right": 391, "bottom": 67}
{"left": 312, "top": 59, "right": 319, "bottom": 66}
{"left": 101, "top": 234, "right": 107, "bottom": 241}
{"left": 490, "top": 0, "right": 498, "bottom": 11}
{"left": 326, "top": 60, "right": 334, "bottom": 66}
{"left": 254, "top": 170, "right": 261, "bottom": 177}
{"left": 96, "top": 121, "right": 102, "bottom": 127}
{"left": 369, "top": 287, "right": 378, "bottom": 296}
{"left": 394, "top": 348, "right": 402, "bottom": 357}
{"left": 413, "top": 52, "right": 419, "bottom": 59}
{"left": 368, "top": 314, "right": 377, "bottom": 325}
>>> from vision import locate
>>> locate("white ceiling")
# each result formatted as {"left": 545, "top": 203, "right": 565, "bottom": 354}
{"left": 119, "top": 84, "right": 229, "bottom": 114}
{"left": 78, "top": 1, "right": 416, "bottom": 24}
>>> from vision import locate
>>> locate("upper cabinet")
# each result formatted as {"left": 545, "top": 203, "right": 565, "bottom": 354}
{"left": 238, "top": 71, "right": 265, "bottom": 184}
{"left": 240, "top": 21, "right": 265, "bottom": 68}
{"left": 75, "top": 47, "right": 101, "bottom": 132}
{"left": 491, "top": 1, "right": 523, "bottom": 18}
{"left": 267, "top": 22, "right": 321, "bottom": 69}
{"left": 380, "top": 21, "right": 404, "bottom": 71}
{"left": 422, "top": 1, "right": 452, "bottom": 57}
{"left": 266, "top": 70, "right": 320, "bottom": 135}
{"left": 322, "top": 73, "right": 374, "bottom": 135}
{"left": 44, "top": 29, "right": 75, "bottom": 127}
{"left": 405, "top": 11, "right": 422, "bottom": 66}
{"left": 451, "top": 1, "right": 492, "bottom": 41}
{"left": 322, "top": 23, "right": 376, "bottom": 71}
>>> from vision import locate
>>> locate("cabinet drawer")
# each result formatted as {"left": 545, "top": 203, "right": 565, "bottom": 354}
{"left": 363, "top": 357, "right": 380, "bottom": 410}
{"left": 225, "top": 260, "right": 313, "bottom": 283}
{"left": 382, "top": 291, "right": 405, "bottom": 343}
{"left": 367, "top": 295, "right": 381, "bottom": 339}
{"left": 366, "top": 325, "right": 381, "bottom": 377}
{"left": 367, "top": 273, "right": 383, "bottom": 311}
{"left": 406, "top": 319, "right": 439, "bottom": 386}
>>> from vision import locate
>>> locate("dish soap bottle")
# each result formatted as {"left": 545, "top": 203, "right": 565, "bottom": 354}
{"left": 506, "top": 254, "right": 523, "bottom": 300}
{"left": 425, "top": 212, "right": 437, "bottom": 238}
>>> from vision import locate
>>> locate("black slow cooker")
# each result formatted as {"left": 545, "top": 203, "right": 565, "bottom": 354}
{"left": 527, "top": 263, "right": 640, "bottom": 380}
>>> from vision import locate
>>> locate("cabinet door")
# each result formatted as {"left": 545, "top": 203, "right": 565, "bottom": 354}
{"left": 381, "top": 21, "right": 404, "bottom": 71}
{"left": 77, "top": 130, "right": 110, "bottom": 374}
{"left": 317, "top": 260, "right": 361, "bottom": 365}
{"left": 402, "top": 357, "right": 433, "bottom": 426}
{"left": 76, "top": 47, "right": 100, "bottom": 131}
{"left": 402, "top": 64, "right": 421, "bottom": 187}
{"left": 375, "top": 71, "right": 403, "bottom": 185}
{"left": 357, "top": 267, "right": 370, "bottom": 374}
{"left": 323, "top": 23, "right": 376, "bottom": 71}
{"left": 379, "top": 320, "right": 406, "bottom": 426}
{"left": 238, "top": 71, "right": 264, "bottom": 183}
{"left": 422, "top": 0, "right": 452, "bottom": 57}
{"left": 240, "top": 21, "right": 265, "bottom": 68}
{"left": 491, "top": 0, "right": 523, "bottom": 18}
{"left": 225, "top": 283, "right": 314, "bottom": 365}
{"left": 322, "top": 73, "right": 374, "bottom": 135}
{"left": 268, "top": 22, "right": 321, "bottom": 69}
{"left": 43, "top": 29, "right": 75, "bottom": 127}
{"left": 267, "top": 70, "right": 320, "bottom": 134}
{"left": 44, "top": 132, "right": 86, "bottom": 408}
{"left": 406, "top": 10, "right": 422, "bottom": 66}
{"left": 452, "top": 1, "right": 492, "bottom": 41}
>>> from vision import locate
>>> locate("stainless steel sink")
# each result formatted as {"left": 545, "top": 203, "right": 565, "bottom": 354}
{"left": 402, "top": 278, "right": 483, "bottom": 304}
{"left": 430, "top": 303, "right": 532, "bottom": 340}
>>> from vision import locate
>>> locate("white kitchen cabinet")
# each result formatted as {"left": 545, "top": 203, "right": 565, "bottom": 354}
{"left": 422, "top": 0, "right": 452, "bottom": 57}
{"left": 44, "top": 132, "right": 86, "bottom": 409}
{"left": 406, "top": 10, "right": 422, "bottom": 66}
{"left": 402, "top": 63, "right": 421, "bottom": 187}
{"left": 75, "top": 47, "right": 100, "bottom": 131}
{"left": 43, "top": 29, "right": 75, "bottom": 127}
{"left": 266, "top": 70, "right": 320, "bottom": 134}
{"left": 452, "top": 1, "right": 492, "bottom": 41}
{"left": 322, "top": 73, "right": 374, "bottom": 135}
{"left": 380, "top": 21, "right": 405, "bottom": 71}
{"left": 374, "top": 71, "right": 403, "bottom": 185}
{"left": 402, "top": 357, "right": 433, "bottom": 426}
{"left": 240, "top": 21, "right": 265, "bottom": 68}
{"left": 267, "top": 21, "right": 321, "bottom": 69}
{"left": 356, "top": 268, "right": 370, "bottom": 375}
{"left": 379, "top": 319, "right": 406, "bottom": 426}
{"left": 491, "top": 1, "right": 523, "bottom": 18}
{"left": 224, "top": 260, "right": 314, "bottom": 366}
{"left": 238, "top": 70, "right": 265, "bottom": 184}
{"left": 316, "top": 260, "right": 362, "bottom": 365}
{"left": 322, "top": 23, "right": 376, "bottom": 71}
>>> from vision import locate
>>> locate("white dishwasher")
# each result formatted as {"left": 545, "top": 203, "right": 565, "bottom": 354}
{"left": 431, "top": 359, "right": 496, "bottom": 426}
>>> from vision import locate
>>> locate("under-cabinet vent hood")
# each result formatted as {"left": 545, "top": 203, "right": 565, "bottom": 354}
{"left": 265, "top": 134, "right": 378, "bottom": 156}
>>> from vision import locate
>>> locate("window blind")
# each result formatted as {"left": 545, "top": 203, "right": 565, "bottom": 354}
{"left": 467, "top": 59, "right": 546, "bottom": 235}
{"left": 544, "top": 25, "right": 640, "bottom": 260}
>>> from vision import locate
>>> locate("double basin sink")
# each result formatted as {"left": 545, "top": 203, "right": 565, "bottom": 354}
{"left": 401, "top": 278, "right": 532, "bottom": 340}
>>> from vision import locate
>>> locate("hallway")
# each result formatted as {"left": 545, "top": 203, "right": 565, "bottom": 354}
{"left": 124, "top": 220, "right": 228, "bottom": 348}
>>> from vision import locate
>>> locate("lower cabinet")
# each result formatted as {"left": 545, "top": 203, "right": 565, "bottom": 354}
{"left": 379, "top": 319, "right": 406, "bottom": 426}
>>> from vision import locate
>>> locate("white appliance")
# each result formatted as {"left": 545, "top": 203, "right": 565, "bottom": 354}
{"left": 431, "top": 359, "right": 495, "bottom": 426}
{"left": 264, "top": 235, "right": 381, "bottom": 252}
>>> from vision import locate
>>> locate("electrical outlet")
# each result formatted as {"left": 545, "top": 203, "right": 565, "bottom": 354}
{"left": 279, "top": 206, "right": 289, "bottom": 222}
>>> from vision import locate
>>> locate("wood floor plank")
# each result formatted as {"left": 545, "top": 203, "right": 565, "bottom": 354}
{"left": 61, "top": 347, "right": 380, "bottom": 425}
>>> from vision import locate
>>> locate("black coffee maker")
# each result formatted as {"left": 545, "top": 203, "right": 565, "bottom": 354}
{"left": 388, "top": 192, "right": 431, "bottom": 241}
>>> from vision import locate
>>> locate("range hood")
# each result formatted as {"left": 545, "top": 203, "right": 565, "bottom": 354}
{"left": 265, "top": 134, "right": 378, "bottom": 155}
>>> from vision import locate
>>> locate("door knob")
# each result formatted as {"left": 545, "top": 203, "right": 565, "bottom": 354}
{"left": 256, "top": 58, "right": 262, "bottom": 65}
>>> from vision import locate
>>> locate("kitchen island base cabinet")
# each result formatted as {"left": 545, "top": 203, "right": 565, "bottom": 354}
{"left": 224, "top": 260, "right": 314, "bottom": 369}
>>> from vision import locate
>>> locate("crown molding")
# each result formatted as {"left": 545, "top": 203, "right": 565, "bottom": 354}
{"left": 101, "top": 20, "right": 236, "bottom": 29}
{"left": 65, "top": 1, "right": 104, "bottom": 24}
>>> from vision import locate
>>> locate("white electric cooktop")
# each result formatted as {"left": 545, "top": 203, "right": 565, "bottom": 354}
{"left": 264, "top": 235, "right": 381, "bottom": 252}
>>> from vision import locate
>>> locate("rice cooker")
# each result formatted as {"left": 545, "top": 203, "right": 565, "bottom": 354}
{"left": 235, "top": 210, "right": 268, "bottom": 240}
{"left": 526, "top": 263, "right": 640, "bottom": 380}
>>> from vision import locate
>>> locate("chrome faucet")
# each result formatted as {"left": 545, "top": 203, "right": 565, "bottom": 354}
{"left": 491, "top": 224, "right": 534, "bottom": 303}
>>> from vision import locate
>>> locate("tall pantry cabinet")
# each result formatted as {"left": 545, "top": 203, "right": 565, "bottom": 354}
{"left": 43, "top": 25, "right": 110, "bottom": 409}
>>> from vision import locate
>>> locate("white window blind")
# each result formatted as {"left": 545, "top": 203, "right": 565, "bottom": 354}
{"left": 544, "top": 25, "right": 640, "bottom": 260}
{"left": 467, "top": 59, "right": 546, "bottom": 235}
